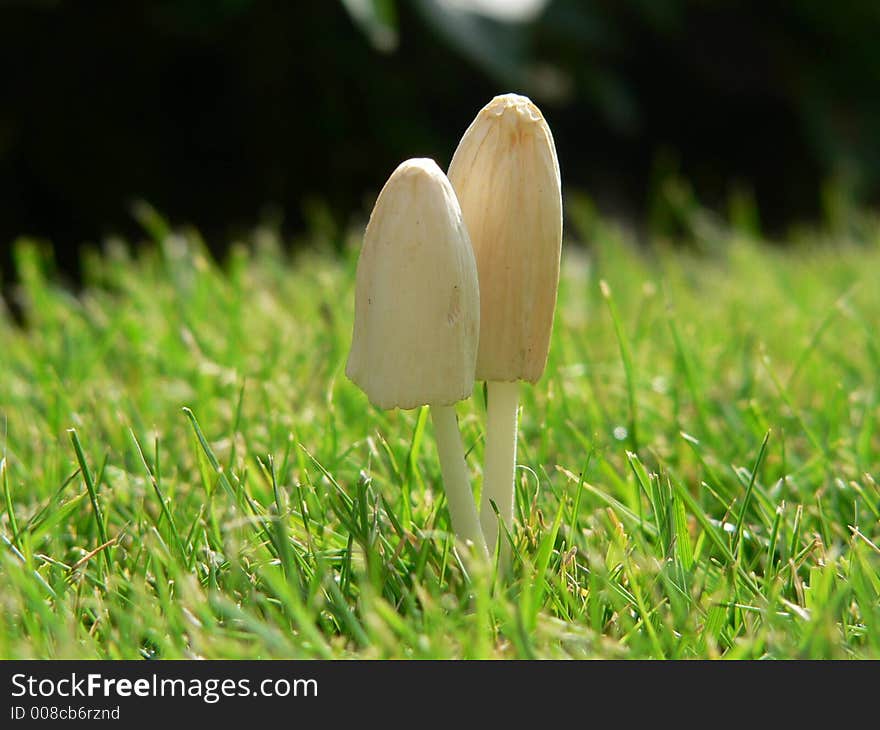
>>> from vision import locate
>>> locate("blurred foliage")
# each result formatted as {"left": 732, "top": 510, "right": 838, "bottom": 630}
{"left": 3, "top": 0, "right": 880, "bottom": 274}
{"left": 348, "top": 0, "right": 880, "bottom": 214}
{"left": 525, "top": 2, "right": 875, "bottom": 186}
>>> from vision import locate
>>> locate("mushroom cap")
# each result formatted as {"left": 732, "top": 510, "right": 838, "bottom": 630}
{"left": 346, "top": 158, "right": 480, "bottom": 410}
{"left": 448, "top": 93, "right": 562, "bottom": 384}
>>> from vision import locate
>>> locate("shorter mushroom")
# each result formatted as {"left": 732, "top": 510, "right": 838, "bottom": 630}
{"left": 346, "top": 158, "right": 488, "bottom": 560}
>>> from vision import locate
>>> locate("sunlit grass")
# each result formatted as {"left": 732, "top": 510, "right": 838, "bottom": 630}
{"left": 1, "top": 201, "right": 878, "bottom": 658}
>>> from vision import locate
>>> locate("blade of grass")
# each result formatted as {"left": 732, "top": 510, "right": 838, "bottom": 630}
{"left": 68, "top": 429, "right": 112, "bottom": 574}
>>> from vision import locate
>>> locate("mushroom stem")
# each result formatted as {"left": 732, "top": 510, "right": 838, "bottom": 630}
{"left": 430, "top": 404, "right": 489, "bottom": 560}
{"left": 479, "top": 380, "right": 519, "bottom": 567}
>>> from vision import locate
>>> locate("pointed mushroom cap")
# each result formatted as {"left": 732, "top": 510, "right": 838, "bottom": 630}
{"left": 448, "top": 93, "right": 562, "bottom": 384}
{"left": 346, "top": 158, "right": 480, "bottom": 410}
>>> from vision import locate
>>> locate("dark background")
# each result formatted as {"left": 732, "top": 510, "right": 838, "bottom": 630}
{"left": 3, "top": 0, "right": 880, "bottom": 280}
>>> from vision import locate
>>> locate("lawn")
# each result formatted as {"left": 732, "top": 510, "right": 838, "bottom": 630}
{"left": 1, "top": 201, "right": 879, "bottom": 659}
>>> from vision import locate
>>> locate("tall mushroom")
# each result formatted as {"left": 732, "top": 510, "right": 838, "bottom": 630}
{"left": 346, "top": 158, "right": 489, "bottom": 560}
{"left": 448, "top": 94, "right": 563, "bottom": 565}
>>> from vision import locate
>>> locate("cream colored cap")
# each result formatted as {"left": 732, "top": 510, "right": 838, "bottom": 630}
{"left": 346, "top": 158, "right": 480, "bottom": 410}
{"left": 448, "top": 93, "right": 562, "bottom": 383}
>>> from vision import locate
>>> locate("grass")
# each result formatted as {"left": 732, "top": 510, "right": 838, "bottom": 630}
{"left": 1, "top": 199, "right": 879, "bottom": 659}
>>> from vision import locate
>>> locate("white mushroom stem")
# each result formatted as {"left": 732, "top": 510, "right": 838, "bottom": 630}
{"left": 430, "top": 404, "right": 489, "bottom": 560}
{"left": 479, "top": 380, "right": 519, "bottom": 566}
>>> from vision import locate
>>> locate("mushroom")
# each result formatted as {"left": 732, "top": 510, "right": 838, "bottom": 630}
{"left": 346, "top": 158, "right": 489, "bottom": 560}
{"left": 447, "top": 94, "right": 563, "bottom": 565}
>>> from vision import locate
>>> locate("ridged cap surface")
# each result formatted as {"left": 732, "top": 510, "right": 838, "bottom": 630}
{"left": 448, "top": 93, "right": 562, "bottom": 383}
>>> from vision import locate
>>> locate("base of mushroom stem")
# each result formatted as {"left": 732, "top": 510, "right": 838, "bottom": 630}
{"left": 479, "top": 380, "right": 519, "bottom": 569}
{"left": 430, "top": 403, "right": 489, "bottom": 561}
